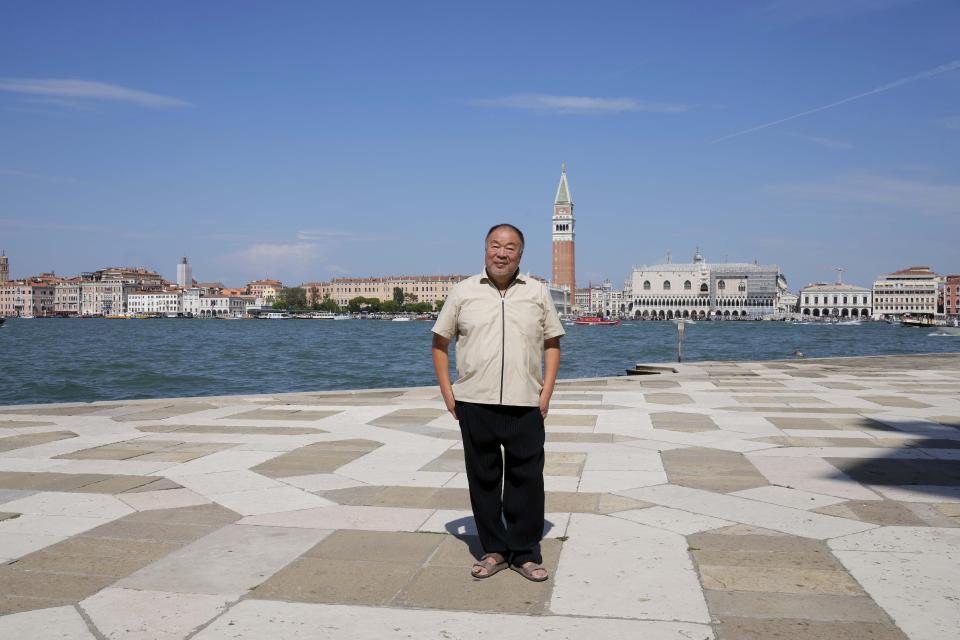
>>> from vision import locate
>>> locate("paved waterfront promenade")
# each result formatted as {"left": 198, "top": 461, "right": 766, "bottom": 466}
{"left": 1, "top": 354, "right": 959, "bottom": 639}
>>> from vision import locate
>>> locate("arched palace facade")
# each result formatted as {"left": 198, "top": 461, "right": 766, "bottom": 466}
{"left": 627, "top": 252, "right": 788, "bottom": 320}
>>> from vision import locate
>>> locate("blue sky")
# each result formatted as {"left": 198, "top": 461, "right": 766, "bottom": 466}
{"left": 1, "top": 0, "right": 958, "bottom": 290}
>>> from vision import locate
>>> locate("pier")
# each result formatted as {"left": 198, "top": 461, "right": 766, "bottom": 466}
{"left": 1, "top": 353, "right": 958, "bottom": 639}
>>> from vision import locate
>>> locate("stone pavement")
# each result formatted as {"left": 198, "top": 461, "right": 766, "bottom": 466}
{"left": 1, "top": 353, "right": 959, "bottom": 639}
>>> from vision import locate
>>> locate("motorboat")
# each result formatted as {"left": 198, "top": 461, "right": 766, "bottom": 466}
{"left": 573, "top": 316, "right": 621, "bottom": 326}
{"left": 391, "top": 316, "right": 412, "bottom": 322}
{"left": 261, "top": 312, "right": 291, "bottom": 319}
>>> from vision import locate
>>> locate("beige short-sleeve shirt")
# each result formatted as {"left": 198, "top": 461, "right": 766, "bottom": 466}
{"left": 432, "top": 271, "right": 565, "bottom": 407}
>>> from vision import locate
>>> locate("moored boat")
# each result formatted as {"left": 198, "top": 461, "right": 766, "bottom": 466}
{"left": 573, "top": 316, "right": 620, "bottom": 326}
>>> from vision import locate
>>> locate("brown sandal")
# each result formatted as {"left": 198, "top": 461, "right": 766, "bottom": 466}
{"left": 471, "top": 553, "right": 508, "bottom": 579}
{"left": 511, "top": 561, "right": 549, "bottom": 582}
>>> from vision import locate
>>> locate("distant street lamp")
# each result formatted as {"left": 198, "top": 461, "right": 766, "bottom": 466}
{"left": 672, "top": 318, "right": 695, "bottom": 363}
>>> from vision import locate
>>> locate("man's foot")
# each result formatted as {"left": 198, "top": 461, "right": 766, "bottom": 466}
{"left": 511, "top": 561, "right": 549, "bottom": 582}
{"left": 471, "top": 553, "right": 508, "bottom": 579}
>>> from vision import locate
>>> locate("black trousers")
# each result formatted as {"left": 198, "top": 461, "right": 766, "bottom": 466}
{"left": 456, "top": 401, "right": 545, "bottom": 565}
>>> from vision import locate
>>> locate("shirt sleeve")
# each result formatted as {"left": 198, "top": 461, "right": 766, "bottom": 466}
{"left": 541, "top": 284, "right": 566, "bottom": 340}
{"left": 432, "top": 285, "right": 460, "bottom": 340}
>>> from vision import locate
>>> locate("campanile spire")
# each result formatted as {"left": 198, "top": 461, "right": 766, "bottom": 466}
{"left": 551, "top": 164, "right": 576, "bottom": 298}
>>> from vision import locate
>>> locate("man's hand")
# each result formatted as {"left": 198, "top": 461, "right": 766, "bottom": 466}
{"left": 432, "top": 333, "right": 458, "bottom": 420}
{"left": 539, "top": 389, "right": 552, "bottom": 419}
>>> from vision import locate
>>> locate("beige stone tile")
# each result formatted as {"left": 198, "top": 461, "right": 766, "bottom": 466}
{"left": 692, "top": 549, "right": 845, "bottom": 571}
{"left": 651, "top": 411, "right": 718, "bottom": 432}
{"left": 78, "top": 476, "right": 161, "bottom": 494}
{"left": 121, "top": 478, "right": 183, "bottom": 494}
{"left": 859, "top": 395, "right": 931, "bottom": 409}
{"left": 0, "top": 511, "right": 19, "bottom": 521}
{"left": 250, "top": 556, "right": 419, "bottom": 605}
{"left": 688, "top": 532, "right": 829, "bottom": 553}
{"left": 0, "top": 595, "right": 75, "bottom": 615}
{"left": 597, "top": 493, "right": 655, "bottom": 514}
{"left": 544, "top": 414, "right": 598, "bottom": 427}
{"left": 705, "top": 591, "right": 889, "bottom": 623}
{"left": 645, "top": 392, "right": 694, "bottom": 405}
{"left": 0, "top": 567, "right": 115, "bottom": 601}
{"left": 714, "top": 617, "right": 907, "bottom": 640}
{"left": 699, "top": 565, "right": 864, "bottom": 595}
{"left": 0, "top": 431, "right": 77, "bottom": 452}
{"left": 815, "top": 501, "right": 929, "bottom": 526}
{"left": 304, "top": 530, "right": 444, "bottom": 564}
{"left": 230, "top": 409, "right": 341, "bottom": 421}
{"left": 119, "top": 503, "right": 239, "bottom": 526}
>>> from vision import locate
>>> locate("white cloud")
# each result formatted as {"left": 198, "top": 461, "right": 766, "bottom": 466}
{"left": 786, "top": 132, "right": 853, "bottom": 149}
{"left": 471, "top": 94, "right": 688, "bottom": 114}
{"left": 769, "top": 173, "right": 960, "bottom": 217}
{"left": 238, "top": 242, "right": 320, "bottom": 262}
{"left": 296, "top": 229, "right": 383, "bottom": 242}
{"left": 0, "top": 78, "right": 191, "bottom": 109}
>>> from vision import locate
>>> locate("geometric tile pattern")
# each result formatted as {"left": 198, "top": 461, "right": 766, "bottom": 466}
{"left": 1, "top": 352, "right": 960, "bottom": 639}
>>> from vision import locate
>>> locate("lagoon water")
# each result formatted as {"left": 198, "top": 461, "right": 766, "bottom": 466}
{"left": 1, "top": 317, "right": 958, "bottom": 406}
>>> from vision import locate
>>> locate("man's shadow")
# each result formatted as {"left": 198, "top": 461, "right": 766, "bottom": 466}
{"left": 444, "top": 515, "right": 555, "bottom": 560}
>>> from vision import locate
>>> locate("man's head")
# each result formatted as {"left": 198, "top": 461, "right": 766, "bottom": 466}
{"left": 484, "top": 223, "right": 524, "bottom": 280}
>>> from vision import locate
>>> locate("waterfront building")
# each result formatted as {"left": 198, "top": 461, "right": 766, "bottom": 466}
{"left": 320, "top": 275, "right": 468, "bottom": 308}
{"left": 574, "top": 288, "right": 590, "bottom": 311}
{"left": 127, "top": 291, "right": 183, "bottom": 316}
{"left": 800, "top": 283, "right": 872, "bottom": 318}
{"left": 628, "top": 250, "right": 787, "bottom": 320}
{"left": 779, "top": 292, "right": 799, "bottom": 314}
{"left": 0, "top": 251, "right": 8, "bottom": 283}
{"left": 0, "top": 281, "right": 56, "bottom": 317}
{"left": 54, "top": 279, "right": 82, "bottom": 315}
{"left": 79, "top": 267, "right": 163, "bottom": 316}
{"left": 579, "top": 281, "right": 625, "bottom": 316}
{"left": 247, "top": 279, "right": 284, "bottom": 304}
{"left": 301, "top": 281, "right": 334, "bottom": 306}
{"left": 945, "top": 275, "right": 960, "bottom": 318}
{"left": 872, "top": 266, "right": 939, "bottom": 320}
{"left": 551, "top": 164, "right": 576, "bottom": 300}
{"left": 194, "top": 295, "right": 246, "bottom": 318}
{"left": 176, "top": 256, "right": 192, "bottom": 288}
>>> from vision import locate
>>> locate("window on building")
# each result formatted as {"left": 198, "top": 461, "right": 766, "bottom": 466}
{"left": 718, "top": 280, "right": 726, "bottom": 290}
{"left": 700, "top": 283, "right": 708, "bottom": 292}
{"left": 738, "top": 283, "right": 746, "bottom": 292}
{"left": 643, "top": 280, "right": 651, "bottom": 290}
{"left": 684, "top": 280, "right": 691, "bottom": 290}
{"left": 663, "top": 281, "right": 671, "bottom": 290}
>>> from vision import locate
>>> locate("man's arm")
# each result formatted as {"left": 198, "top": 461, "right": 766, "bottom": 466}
{"left": 540, "top": 336, "right": 561, "bottom": 418}
{"left": 432, "top": 333, "right": 457, "bottom": 420}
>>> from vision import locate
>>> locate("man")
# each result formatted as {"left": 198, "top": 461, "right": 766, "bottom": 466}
{"left": 431, "top": 223, "right": 564, "bottom": 582}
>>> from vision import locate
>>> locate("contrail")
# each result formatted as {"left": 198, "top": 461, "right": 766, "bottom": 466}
{"left": 712, "top": 59, "right": 960, "bottom": 143}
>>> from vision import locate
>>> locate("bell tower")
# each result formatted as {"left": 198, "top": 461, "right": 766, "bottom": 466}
{"left": 0, "top": 251, "right": 8, "bottom": 283}
{"left": 551, "top": 163, "right": 576, "bottom": 297}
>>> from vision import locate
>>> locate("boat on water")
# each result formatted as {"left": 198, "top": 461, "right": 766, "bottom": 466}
{"left": 0, "top": 317, "right": 4, "bottom": 326}
{"left": 901, "top": 314, "right": 944, "bottom": 328}
{"left": 391, "top": 316, "right": 412, "bottom": 322}
{"left": 310, "top": 312, "right": 337, "bottom": 320}
{"left": 573, "top": 316, "right": 621, "bottom": 326}
{"left": 261, "top": 312, "right": 291, "bottom": 319}
{"left": 333, "top": 314, "right": 352, "bottom": 320}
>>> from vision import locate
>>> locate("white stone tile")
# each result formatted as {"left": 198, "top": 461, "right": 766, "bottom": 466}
{"left": 544, "top": 476, "right": 582, "bottom": 492}
{"left": 583, "top": 449, "right": 664, "bottom": 472}
{"left": 619, "top": 484, "right": 877, "bottom": 539}
{"left": 417, "top": 510, "right": 570, "bottom": 539}
{"left": 612, "top": 506, "right": 733, "bottom": 535}
{"left": 0, "top": 532, "right": 66, "bottom": 560}
{"left": 81, "top": 588, "right": 234, "bottom": 640}
{"left": 208, "top": 486, "right": 335, "bottom": 516}
{"left": 279, "top": 473, "right": 366, "bottom": 492}
{"left": 550, "top": 513, "right": 710, "bottom": 622}
{"left": 0, "top": 458, "right": 68, "bottom": 472}
{"left": 192, "top": 600, "right": 714, "bottom": 640}
{"left": 577, "top": 470, "right": 668, "bottom": 493}
{"left": 781, "top": 429, "right": 881, "bottom": 439}
{"left": 118, "top": 488, "right": 212, "bottom": 511}
{"left": 0, "top": 514, "right": 112, "bottom": 537}
{"left": 239, "top": 505, "right": 434, "bottom": 532}
{"left": 748, "top": 455, "right": 882, "bottom": 501}
{"left": 119, "top": 524, "right": 331, "bottom": 595}
{"left": 865, "top": 485, "right": 960, "bottom": 503}
{"left": 0, "top": 491, "right": 133, "bottom": 519}
{"left": 167, "top": 469, "right": 284, "bottom": 496}
{"left": 0, "top": 605, "right": 97, "bottom": 639}
{"left": 47, "top": 458, "right": 176, "bottom": 475}
{"left": 830, "top": 527, "right": 960, "bottom": 640}
{"left": 730, "top": 486, "right": 849, "bottom": 510}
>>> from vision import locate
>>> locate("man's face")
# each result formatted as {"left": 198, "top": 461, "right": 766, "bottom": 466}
{"left": 485, "top": 227, "right": 523, "bottom": 279}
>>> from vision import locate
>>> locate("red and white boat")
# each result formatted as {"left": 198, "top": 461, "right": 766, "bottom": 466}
{"left": 573, "top": 316, "right": 621, "bottom": 326}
